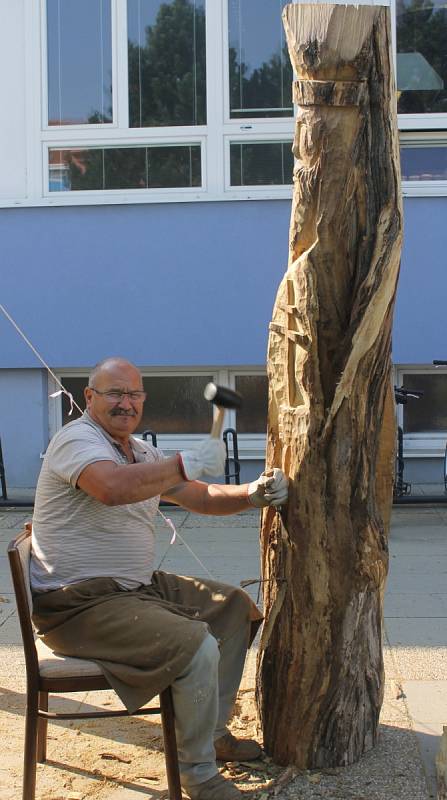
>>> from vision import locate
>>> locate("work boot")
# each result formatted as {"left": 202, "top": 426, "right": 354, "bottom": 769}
{"left": 214, "top": 730, "right": 262, "bottom": 761}
{"left": 183, "top": 772, "right": 243, "bottom": 799}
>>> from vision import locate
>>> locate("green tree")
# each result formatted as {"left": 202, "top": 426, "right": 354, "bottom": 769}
{"left": 66, "top": 145, "right": 201, "bottom": 191}
{"left": 69, "top": 0, "right": 295, "bottom": 190}
{"left": 128, "top": 0, "right": 206, "bottom": 127}
{"left": 229, "top": 46, "right": 293, "bottom": 119}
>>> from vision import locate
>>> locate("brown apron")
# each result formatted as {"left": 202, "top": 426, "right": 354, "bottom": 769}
{"left": 33, "top": 571, "right": 263, "bottom": 713}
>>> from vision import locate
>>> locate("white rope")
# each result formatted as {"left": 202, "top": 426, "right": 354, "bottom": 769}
{"left": 157, "top": 507, "right": 215, "bottom": 579}
{"left": 0, "top": 302, "right": 82, "bottom": 414}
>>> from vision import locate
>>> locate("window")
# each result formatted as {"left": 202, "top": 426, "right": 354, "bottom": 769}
{"left": 396, "top": 0, "right": 447, "bottom": 117}
{"left": 47, "top": 0, "right": 113, "bottom": 126}
{"left": 400, "top": 134, "right": 447, "bottom": 194}
{"left": 228, "top": 0, "right": 292, "bottom": 119}
{"left": 400, "top": 143, "right": 447, "bottom": 181}
{"left": 3, "top": 0, "right": 447, "bottom": 207}
{"left": 139, "top": 375, "right": 213, "bottom": 433}
{"left": 127, "top": 0, "right": 206, "bottom": 127}
{"left": 60, "top": 377, "right": 86, "bottom": 424}
{"left": 41, "top": 0, "right": 295, "bottom": 202}
{"left": 234, "top": 374, "right": 268, "bottom": 433}
{"left": 55, "top": 369, "right": 268, "bottom": 456}
{"left": 43, "top": 0, "right": 207, "bottom": 197}
{"left": 395, "top": 366, "right": 447, "bottom": 458}
{"left": 61, "top": 374, "right": 213, "bottom": 431}
{"left": 229, "top": 140, "right": 293, "bottom": 186}
{"left": 49, "top": 144, "right": 201, "bottom": 191}
{"left": 401, "top": 373, "right": 447, "bottom": 434}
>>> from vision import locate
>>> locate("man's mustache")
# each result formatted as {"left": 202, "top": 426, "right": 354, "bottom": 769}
{"left": 110, "top": 409, "right": 137, "bottom": 417}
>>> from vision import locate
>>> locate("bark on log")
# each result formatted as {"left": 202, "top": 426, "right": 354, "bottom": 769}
{"left": 256, "top": 3, "right": 402, "bottom": 768}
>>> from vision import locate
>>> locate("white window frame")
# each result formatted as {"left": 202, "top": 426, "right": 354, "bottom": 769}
{"left": 224, "top": 134, "right": 294, "bottom": 195}
{"left": 7, "top": 0, "right": 447, "bottom": 209}
{"left": 395, "top": 364, "right": 447, "bottom": 458}
{"left": 48, "top": 366, "right": 268, "bottom": 460}
{"left": 43, "top": 137, "right": 207, "bottom": 198}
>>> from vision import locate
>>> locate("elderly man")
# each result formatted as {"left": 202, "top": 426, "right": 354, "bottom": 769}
{"left": 31, "top": 357, "right": 288, "bottom": 800}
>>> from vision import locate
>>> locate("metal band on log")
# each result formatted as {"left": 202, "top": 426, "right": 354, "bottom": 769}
{"left": 256, "top": 3, "right": 402, "bottom": 769}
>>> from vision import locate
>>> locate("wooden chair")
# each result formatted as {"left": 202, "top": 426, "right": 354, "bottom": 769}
{"left": 7, "top": 523, "right": 182, "bottom": 800}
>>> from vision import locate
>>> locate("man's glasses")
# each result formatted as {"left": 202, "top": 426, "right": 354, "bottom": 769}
{"left": 90, "top": 388, "right": 147, "bottom": 403}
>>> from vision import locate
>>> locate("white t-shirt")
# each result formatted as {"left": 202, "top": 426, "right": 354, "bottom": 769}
{"left": 31, "top": 412, "right": 164, "bottom": 592}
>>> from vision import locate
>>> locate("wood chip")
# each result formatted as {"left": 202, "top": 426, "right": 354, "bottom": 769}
{"left": 239, "top": 761, "right": 267, "bottom": 771}
{"left": 272, "top": 766, "right": 299, "bottom": 795}
{"left": 99, "top": 752, "right": 132, "bottom": 764}
{"left": 134, "top": 775, "right": 160, "bottom": 783}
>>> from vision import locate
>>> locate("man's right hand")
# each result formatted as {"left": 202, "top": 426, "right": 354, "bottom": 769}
{"left": 178, "top": 438, "right": 226, "bottom": 481}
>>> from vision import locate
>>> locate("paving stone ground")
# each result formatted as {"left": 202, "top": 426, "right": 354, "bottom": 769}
{"left": 1, "top": 499, "right": 446, "bottom": 799}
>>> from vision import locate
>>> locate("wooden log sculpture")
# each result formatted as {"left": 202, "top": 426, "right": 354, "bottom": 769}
{"left": 256, "top": 3, "right": 402, "bottom": 768}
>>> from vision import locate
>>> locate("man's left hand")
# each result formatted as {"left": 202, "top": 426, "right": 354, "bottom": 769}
{"left": 247, "top": 468, "right": 289, "bottom": 508}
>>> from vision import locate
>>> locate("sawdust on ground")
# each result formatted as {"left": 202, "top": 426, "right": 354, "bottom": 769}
{"left": 0, "top": 647, "right": 431, "bottom": 800}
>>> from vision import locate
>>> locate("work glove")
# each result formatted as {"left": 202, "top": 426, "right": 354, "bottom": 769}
{"left": 248, "top": 468, "right": 289, "bottom": 508}
{"left": 178, "top": 438, "right": 226, "bottom": 481}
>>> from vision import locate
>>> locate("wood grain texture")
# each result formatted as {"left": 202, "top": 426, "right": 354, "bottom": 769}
{"left": 256, "top": 3, "right": 402, "bottom": 768}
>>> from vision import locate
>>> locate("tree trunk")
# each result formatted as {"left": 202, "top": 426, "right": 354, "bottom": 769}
{"left": 256, "top": 3, "right": 402, "bottom": 768}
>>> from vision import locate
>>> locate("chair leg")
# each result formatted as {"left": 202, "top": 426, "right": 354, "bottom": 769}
{"left": 160, "top": 687, "right": 182, "bottom": 800}
{"left": 23, "top": 689, "right": 39, "bottom": 800}
{"left": 37, "top": 691, "right": 48, "bottom": 763}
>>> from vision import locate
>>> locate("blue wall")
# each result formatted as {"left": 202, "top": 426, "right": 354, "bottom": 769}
{"left": 0, "top": 200, "right": 291, "bottom": 369}
{"left": 0, "top": 369, "right": 48, "bottom": 487}
{"left": 1, "top": 196, "right": 445, "bottom": 371}
{"left": 393, "top": 197, "right": 447, "bottom": 363}
{"left": 1, "top": 195, "right": 446, "bottom": 488}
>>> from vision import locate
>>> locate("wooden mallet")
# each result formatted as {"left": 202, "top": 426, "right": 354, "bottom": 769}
{"left": 204, "top": 383, "right": 243, "bottom": 439}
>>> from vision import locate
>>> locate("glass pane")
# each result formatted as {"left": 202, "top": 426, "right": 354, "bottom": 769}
{"left": 61, "top": 377, "right": 86, "bottom": 425}
{"left": 235, "top": 375, "right": 268, "bottom": 433}
{"left": 48, "top": 145, "right": 202, "bottom": 191}
{"left": 61, "top": 375, "right": 214, "bottom": 433}
{"left": 230, "top": 141, "right": 293, "bottom": 185}
{"left": 49, "top": 148, "right": 104, "bottom": 190}
{"left": 104, "top": 148, "right": 147, "bottom": 189}
{"left": 128, "top": 0, "right": 206, "bottom": 127}
{"left": 147, "top": 145, "right": 201, "bottom": 188}
{"left": 396, "top": 0, "right": 447, "bottom": 115}
{"left": 403, "top": 374, "right": 447, "bottom": 433}
{"left": 47, "top": 0, "right": 112, "bottom": 126}
{"left": 400, "top": 146, "right": 447, "bottom": 180}
{"left": 140, "top": 376, "right": 213, "bottom": 434}
{"left": 228, "top": 0, "right": 293, "bottom": 119}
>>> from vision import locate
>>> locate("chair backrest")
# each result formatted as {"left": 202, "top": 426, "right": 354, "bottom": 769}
{"left": 7, "top": 523, "right": 39, "bottom": 677}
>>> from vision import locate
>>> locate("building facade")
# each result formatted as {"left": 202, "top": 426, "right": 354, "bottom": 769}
{"left": 1, "top": 0, "right": 446, "bottom": 491}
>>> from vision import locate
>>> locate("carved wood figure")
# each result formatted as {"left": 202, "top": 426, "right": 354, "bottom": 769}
{"left": 256, "top": 3, "right": 402, "bottom": 768}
